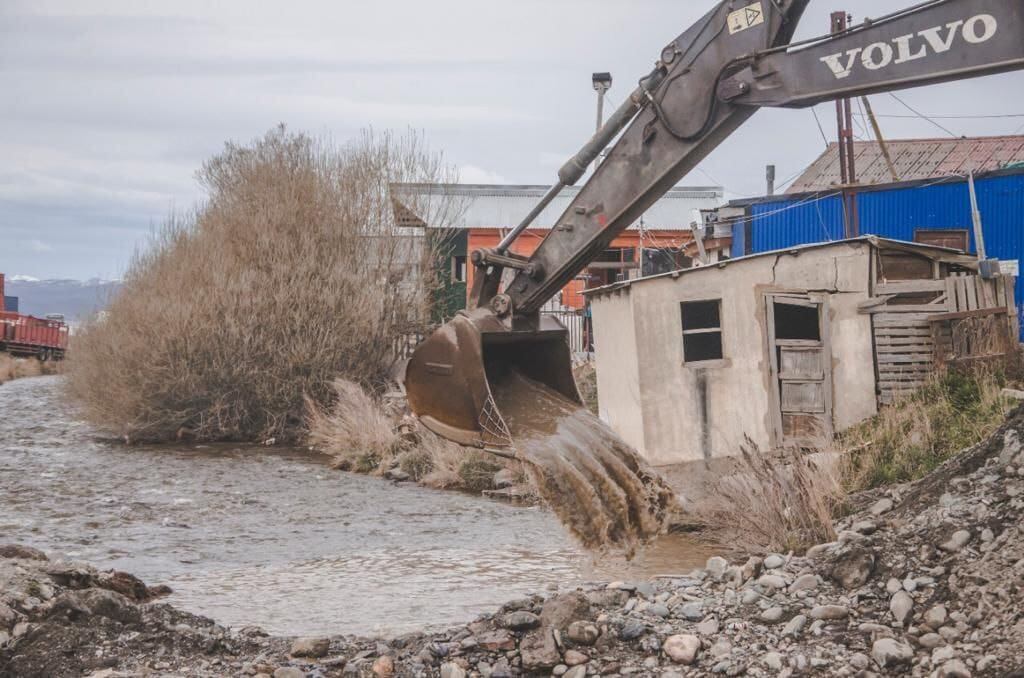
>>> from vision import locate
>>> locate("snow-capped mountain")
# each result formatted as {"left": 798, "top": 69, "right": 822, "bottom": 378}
{"left": 4, "top": 277, "right": 122, "bottom": 321}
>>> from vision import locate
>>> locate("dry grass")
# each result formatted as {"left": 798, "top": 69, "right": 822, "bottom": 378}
{"left": 694, "top": 441, "right": 842, "bottom": 555}
{"left": 839, "top": 365, "right": 1014, "bottom": 492}
{"left": 306, "top": 379, "right": 398, "bottom": 472}
{"left": 0, "top": 354, "right": 50, "bottom": 385}
{"left": 65, "top": 126, "right": 459, "bottom": 444}
{"left": 306, "top": 378, "right": 530, "bottom": 494}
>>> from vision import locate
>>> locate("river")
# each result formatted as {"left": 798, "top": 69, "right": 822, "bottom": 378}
{"left": 0, "top": 376, "right": 711, "bottom": 637}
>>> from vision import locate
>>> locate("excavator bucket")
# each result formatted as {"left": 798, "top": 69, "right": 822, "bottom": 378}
{"left": 405, "top": 308, "right": 582, "bottom": 452}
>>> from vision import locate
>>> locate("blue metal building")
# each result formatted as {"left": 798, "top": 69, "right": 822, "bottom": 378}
{"left": 728, "top": 167, "right": 1024, "bottom": 337}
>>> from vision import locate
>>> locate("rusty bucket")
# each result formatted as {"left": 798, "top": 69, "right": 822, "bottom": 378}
{"left": 405, "top": 307, "right": 582, "bottom": 452}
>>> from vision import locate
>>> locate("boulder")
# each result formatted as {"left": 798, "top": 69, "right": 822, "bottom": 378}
{"left": 663, "top": 634, "right": 701, "bottom": 665}
{"left": 871, "top": 638, "right": 913, "bottom": 668}
{"left": 566, "top": 621, "right": 599, "bottom": 645}
{"left": 290, "top": 637, "right": 330, "bottom": 658}
{"left": 503, "top": 611, "right": 540, "bottom": 631}
{"left": 0, "top": 544, "right": 48, "bottom": 561}
{"left": 829, "top": 548, "right": 876, "bottom": 589}
{"left": 477, "top": 630, "right": 515, "bottom": 652}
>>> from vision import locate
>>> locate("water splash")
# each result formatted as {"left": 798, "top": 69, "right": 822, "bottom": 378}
{"left": 490, "top": 370, "right": 678, "bottom": 553}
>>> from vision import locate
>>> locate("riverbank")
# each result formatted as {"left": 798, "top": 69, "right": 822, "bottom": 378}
{"left": 0, "top": 354, "right": 56, "bottom": 386}
{"left": 5, "top": 406, "right": 1024, "bottom": 677}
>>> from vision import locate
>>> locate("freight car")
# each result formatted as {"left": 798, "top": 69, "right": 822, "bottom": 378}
{"left": 0, "top": 273, "right": 68, "bottom": 360}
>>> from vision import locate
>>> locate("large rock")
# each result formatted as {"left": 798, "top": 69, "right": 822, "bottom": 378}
{"left": 520, "top": 630, "right": 561, "bottom": 671}
{"left": 290, "top": 637, "right": 330, "bottom": 658}
{"left": 809, "top": 605, "right": 848, "bottom": 621}
{"left": 566, "top": 621, "right": 599, "bottom": 645}
{"left": 503, "top": 611, "right": 540, "bottom": 631}
{"left": 872, "top": 638, "right": 914, "bottom": 669}
{"left": 664, "top": 634, "right": 701, "bottom": 665}
{"left": 52, "top": 589, "right": 141, "bottom": 625}
{"left": 890, "top": 591, "right": 914, "bottom": 626}
{"left": 477, "top": 630, "right": 515, "bottom": 652}
{"left": 540, "top": 592, "right": 592, "bottom": 632}
{"left": 829, "top": 548, "right": 876, "bottom": 589}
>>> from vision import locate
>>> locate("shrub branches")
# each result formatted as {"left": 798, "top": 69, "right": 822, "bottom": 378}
{"left": 67, "top": 127, "right": 458, "bottom": 443}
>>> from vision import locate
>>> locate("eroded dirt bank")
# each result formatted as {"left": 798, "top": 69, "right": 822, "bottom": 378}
{"left": 5, "top": 408, "right": 1024, "bottom": 677}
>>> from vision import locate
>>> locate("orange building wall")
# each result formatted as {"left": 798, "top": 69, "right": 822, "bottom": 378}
{"left": 465, "top": 228, "right": 693, "bottom": 309}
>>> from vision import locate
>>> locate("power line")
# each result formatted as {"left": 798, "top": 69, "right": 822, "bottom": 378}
{"left": 811, "top": 107, "right": 831, "bottom": 149}
{"left": 888, "top": 93, "right": 961, "bottom": 138}
{"left": 855, "top": 112, "right": 1024, "bottom": 120}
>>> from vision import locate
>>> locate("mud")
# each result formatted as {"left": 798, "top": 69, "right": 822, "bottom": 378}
{"left": 491, "top": 370, "right": 677, "bottom": 553}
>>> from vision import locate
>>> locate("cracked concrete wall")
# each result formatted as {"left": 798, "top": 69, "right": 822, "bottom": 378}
{"left": 590, "top": 241, "right": 878, "bottom": 466}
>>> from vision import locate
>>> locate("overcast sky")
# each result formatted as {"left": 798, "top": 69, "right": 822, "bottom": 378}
{"left": 2, "top": 0, "right": 1023, "bottom": 280}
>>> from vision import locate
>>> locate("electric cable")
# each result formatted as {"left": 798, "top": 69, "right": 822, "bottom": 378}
{"left": 888, "top": 93, "right": 961, "bottom": 138}
{"left": 811, "top": 107, "right": 831, "bottom": 149}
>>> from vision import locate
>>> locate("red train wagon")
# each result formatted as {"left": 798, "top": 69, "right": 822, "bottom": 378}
{"left": 0, "top": 312, "right": 68, "bottom": 360}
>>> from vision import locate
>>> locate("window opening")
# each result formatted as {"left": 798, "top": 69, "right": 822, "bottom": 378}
{"left": 681, "top": 300, "right": 723, "bottom": 362}
{"left": 773, "top": 302, "right": 820, "bottom": 341}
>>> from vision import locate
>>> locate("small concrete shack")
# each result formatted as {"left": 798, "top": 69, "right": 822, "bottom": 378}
{"left": 587, "top": 237, "right": 1018, "bottom": 467}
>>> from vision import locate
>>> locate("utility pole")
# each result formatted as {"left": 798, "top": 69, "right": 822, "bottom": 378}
{"left": 832, "top": 11, "right": 859, "bottom": 237}
{"left": 766, "top": 165, "right": 776, "bottom": 196}
{"left": 967, "top": 171, "right": 987, "bottom": 261}
{"left": 861, "top": 96, "right": 900, "bottom": 183}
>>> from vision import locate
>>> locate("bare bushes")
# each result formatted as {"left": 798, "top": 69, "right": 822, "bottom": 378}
{"left": 66, "top": 127, "right": 458, "bottom": 443}
{"left": 695, "top": 442, "right": 842, "bottom": 555}
{"left": 307, "top": 378, "right": 529, "bottom": 495}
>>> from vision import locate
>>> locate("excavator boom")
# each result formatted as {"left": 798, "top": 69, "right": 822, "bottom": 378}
{"left": 406, "top": 0, "right": 1024, "bottom": 450}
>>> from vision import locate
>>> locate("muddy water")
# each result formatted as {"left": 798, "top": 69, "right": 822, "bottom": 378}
{"left": 0, "top": 376, "right": 712, "bottom": 637}
{"left": 491, "top": 371, "right": 676, "bottom": 552}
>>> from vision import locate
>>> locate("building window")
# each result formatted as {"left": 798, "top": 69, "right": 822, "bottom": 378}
{"left": 452, "top": 255, "right": 467, "bottom": 283}
{"left": 681, "top": 300, "right": 723, "bottom": 363}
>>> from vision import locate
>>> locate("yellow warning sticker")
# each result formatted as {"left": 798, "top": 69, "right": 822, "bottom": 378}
{"left": 728, "top": 2, "right": 765, "bottom": 35}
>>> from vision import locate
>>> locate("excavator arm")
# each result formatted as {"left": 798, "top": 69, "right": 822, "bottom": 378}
{"left": 406, "top": 0, "right": 1024, "bottom": 450}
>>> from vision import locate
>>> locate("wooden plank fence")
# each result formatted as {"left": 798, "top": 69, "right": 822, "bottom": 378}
{"left": 866, "top": 273, "right": 1016, "bottom": 405}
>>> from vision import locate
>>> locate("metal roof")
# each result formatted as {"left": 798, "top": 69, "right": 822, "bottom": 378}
{"left": 392, "top": 183, "right": 724, "bottom": 232}
{"left": 787, "top": 136, "right": 1024, "bottom": 194}
{"left": 585, "top": 236, "right": 979, "bottom": 299}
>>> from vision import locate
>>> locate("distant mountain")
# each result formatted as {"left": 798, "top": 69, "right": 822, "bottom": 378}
{"left": 4, "top": 278, "right": 122, "bottom": 323}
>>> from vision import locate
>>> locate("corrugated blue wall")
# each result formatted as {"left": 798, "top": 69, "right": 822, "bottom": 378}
{"left": 734, "top": 171, "right": 1024, "bottom": 338}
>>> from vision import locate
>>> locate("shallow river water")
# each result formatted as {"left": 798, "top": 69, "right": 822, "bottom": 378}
{"left": 0, "top": 376, "right": 711, "bottom": 636}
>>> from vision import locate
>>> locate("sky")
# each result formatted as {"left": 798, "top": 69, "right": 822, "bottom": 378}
{"left": 2, "top": 0, "right": 1024, "bottom": 280}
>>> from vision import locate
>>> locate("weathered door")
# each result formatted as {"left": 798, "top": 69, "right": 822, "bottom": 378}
{"left": 766, "top": 294, "right": 834, "bottom": 447}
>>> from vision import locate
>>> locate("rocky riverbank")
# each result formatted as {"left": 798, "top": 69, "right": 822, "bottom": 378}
{"left": 5, "top": 408, "right": 1024, "bottom": 677}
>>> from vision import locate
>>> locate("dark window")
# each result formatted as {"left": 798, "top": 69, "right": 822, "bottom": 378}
{"left": 452, "top": 255, "right": 467, "bottom": 283}
{"left": 681, "top": 300, "right": 723, "bottom": 362}
{"left": 773, "top": 302, "right": 821, "bottom": 341}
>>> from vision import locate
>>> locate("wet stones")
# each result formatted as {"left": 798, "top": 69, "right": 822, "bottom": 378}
{"left": 502, "top": 611, "right": 539, "bottom": 631}
{"left": 476, "top": 629, "right": 515, "bottom": 652}
{"left": 566, "top": 621, "right": 599, "bottom": 645}
{"left": 0, "top": 544, "right": 48, "bottom": 561}
{"left": 290, "top": 637, "right": 330, "bottom": 658}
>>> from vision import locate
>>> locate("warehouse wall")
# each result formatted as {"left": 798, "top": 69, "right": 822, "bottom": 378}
{"left": 732, "top": 169, "right": 1024, "bottom": 338}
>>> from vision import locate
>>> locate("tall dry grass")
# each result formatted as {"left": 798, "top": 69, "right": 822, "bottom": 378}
{"left": 839, "top": 365, "right": 1014, "bottom": 492}
{"left": 306, "top": 378, "right": 530, "bottom": 494}
{"left": 694, "top": 441, "right": 842, "bottom": 554}
{"left": 0, "top": 354, "right": 48, "bottom": 385}
{"left": 66, "top": 126, "right": 459, "bottom": 443}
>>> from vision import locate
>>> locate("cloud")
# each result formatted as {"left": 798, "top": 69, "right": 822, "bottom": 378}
{"left": 458, "top": 165, "right": 508, "bottom": 185}
{"left": 25, "top": 239, "right": 53, "bottom": 253}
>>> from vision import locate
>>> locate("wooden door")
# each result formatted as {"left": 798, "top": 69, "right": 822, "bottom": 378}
{"left": 766, "top": 295, "right": 834, "bottom": 447}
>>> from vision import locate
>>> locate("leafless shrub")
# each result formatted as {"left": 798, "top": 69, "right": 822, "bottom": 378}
{"left": 694, "top": 440, "right": 841, "bottom": 555}
{"left": 66, "top": 126, "right": 460, "bottom": 443}
{"left": 0, "top": 355, "right": 48, "bottom": 384}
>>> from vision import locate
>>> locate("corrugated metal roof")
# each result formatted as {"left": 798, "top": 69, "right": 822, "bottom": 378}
{"left": 788, "top": 136, "right": 1024, "bottom": 194}
{"left": 392, "top": 183, "right": 724, "bottom": 232}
